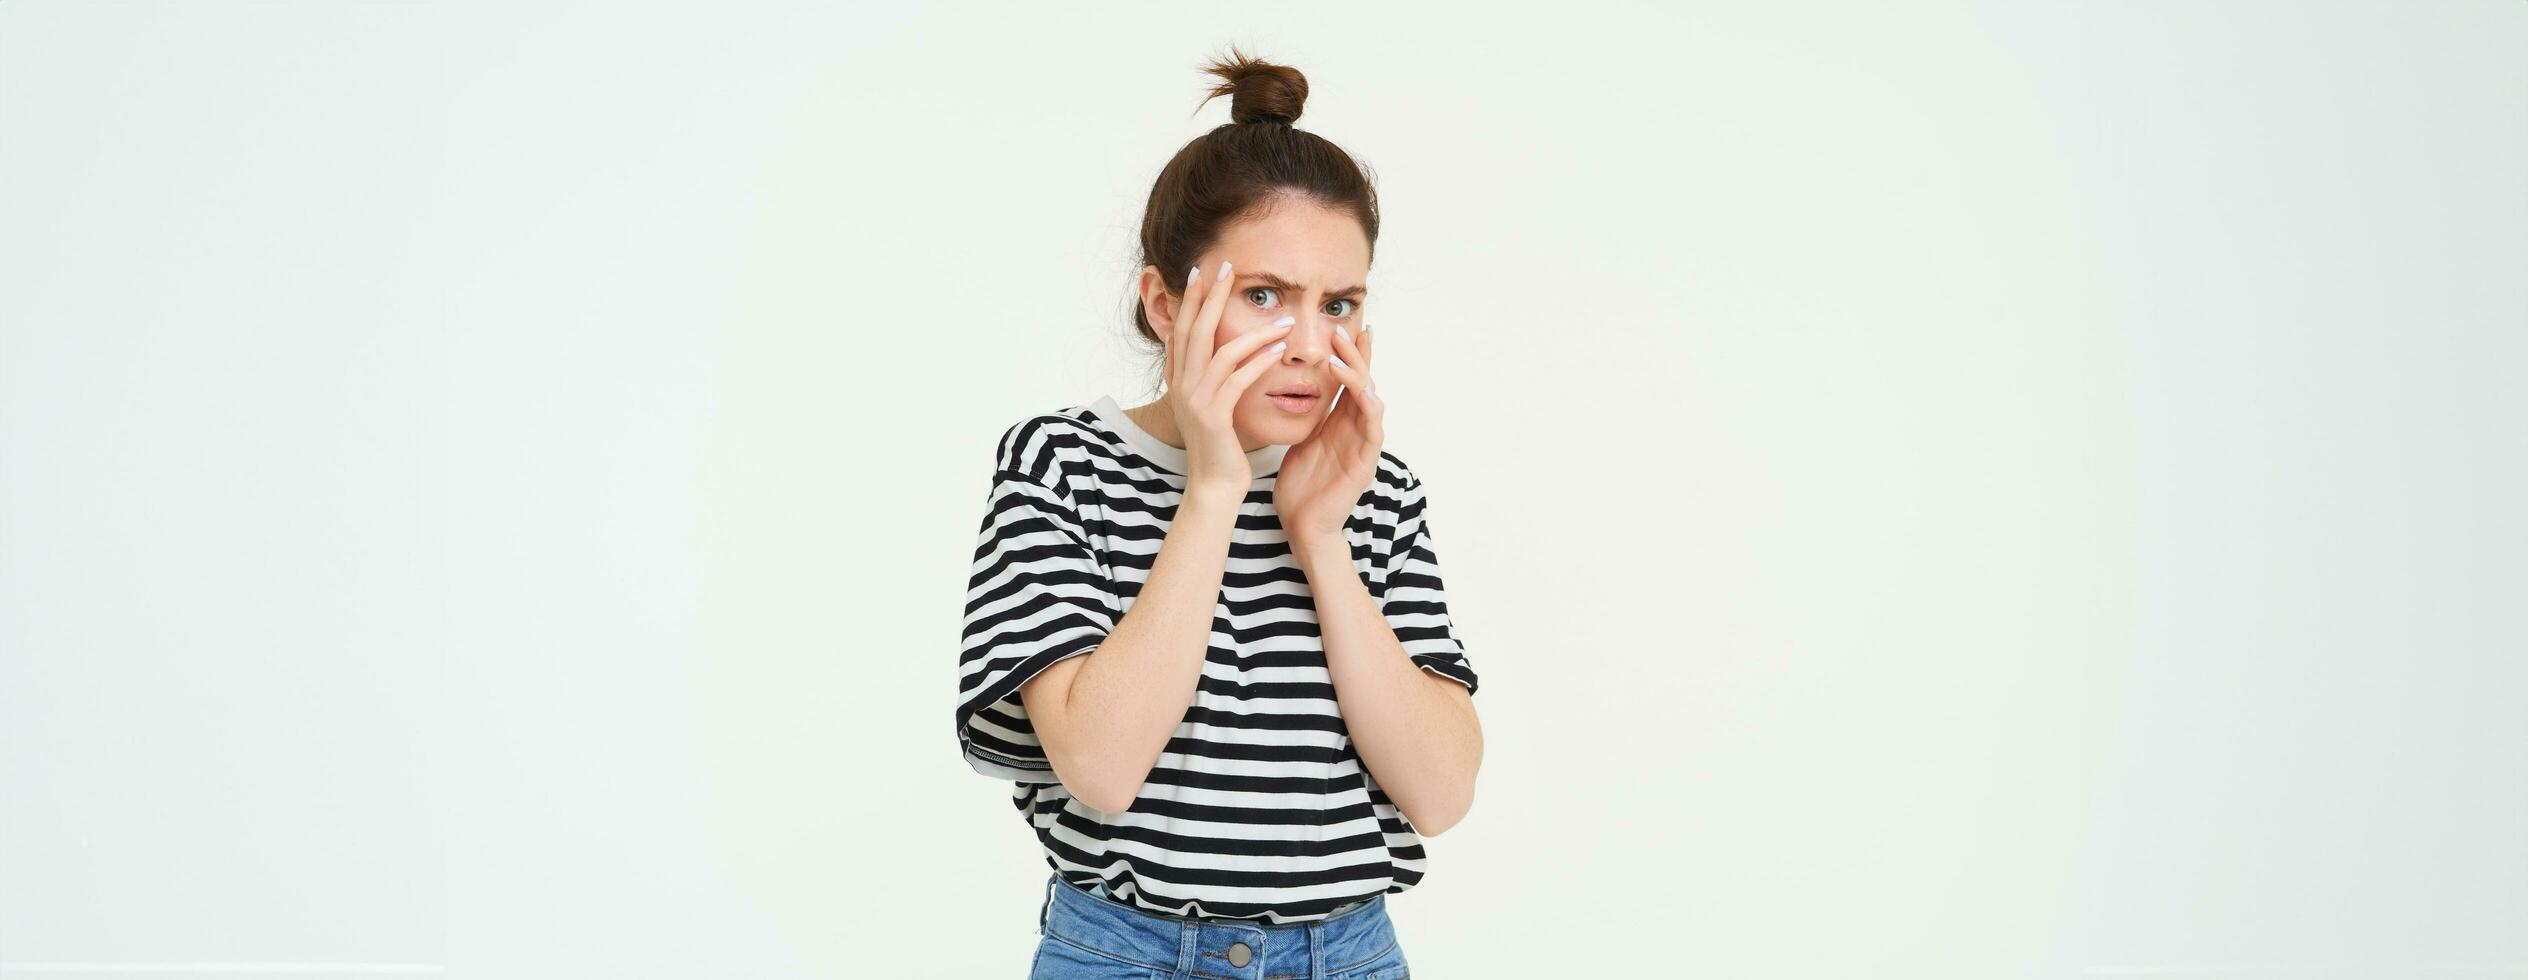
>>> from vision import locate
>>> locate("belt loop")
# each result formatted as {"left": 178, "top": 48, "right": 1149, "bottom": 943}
{"left": 1039, "top": 873, "right": 1056, "bottom": 934}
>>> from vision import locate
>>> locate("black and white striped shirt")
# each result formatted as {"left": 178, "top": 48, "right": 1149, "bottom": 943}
{"left": 955, "top": 393, "right": 1479, "bottom": 924}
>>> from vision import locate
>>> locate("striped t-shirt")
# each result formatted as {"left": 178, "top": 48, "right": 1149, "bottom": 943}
{"left": 955, "top": 393, "right": 1479, "bottom": 924}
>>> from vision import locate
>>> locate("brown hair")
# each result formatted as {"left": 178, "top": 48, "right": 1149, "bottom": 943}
{"left": 1128, "top": 46, "right": 1381, "bottom": 393}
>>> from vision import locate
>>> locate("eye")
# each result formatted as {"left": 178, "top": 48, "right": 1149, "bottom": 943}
{"left": 1244, "top": 286, "right": 1280, "bottom": 309}
{"left": 1325, "top": 298, "right": 1358, "bottom": 318}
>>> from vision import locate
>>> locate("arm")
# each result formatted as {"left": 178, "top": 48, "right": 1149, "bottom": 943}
{"left": 1018, "top": 481, "right": 1245, "bottom": 813}
{"left": 1290, "top": 531, "right": 1484, "bottom": 836}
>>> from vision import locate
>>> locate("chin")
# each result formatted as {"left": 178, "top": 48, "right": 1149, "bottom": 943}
{"left": 1241, "top": 406, "right": 1320, "bottom": 440}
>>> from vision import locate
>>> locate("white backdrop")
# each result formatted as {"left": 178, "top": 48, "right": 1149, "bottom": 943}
{"left": 2, "top": 2, "right": 2522, "bottom": 977}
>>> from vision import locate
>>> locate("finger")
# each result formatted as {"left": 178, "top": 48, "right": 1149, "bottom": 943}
{"left": 1328, "top": 352, "right": 1384, "bottom": 450}
{"left": 1357, "top": 322, "right": 1373, "bottom": 374}
{"left": 1200, "top": 316, "right": 1294, "bottom": 394}
{"left": 1319, "top": 358, "right": 1382, "bottom": 460}
{"left": 1329, "top": 352, "right": 1378, "bottom": 405}
{"left": 1330, "top": 331, "right": 1376, "bottom": 400}
{"left": 1333, "top": 323, "right": 1372, "bottom": 382}
{"left": 1170, "top": 264, "right": 1201, "bottom": 389}
{"left": 1222, "top": 332, "right": 1286, "bottom": 401}
{"left": 1193, "top": 259, "right": 1235, "bottom": 377}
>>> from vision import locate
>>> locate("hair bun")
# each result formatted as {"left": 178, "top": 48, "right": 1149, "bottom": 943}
{"left": 1198, "top": 45, "right": 1307, "bottom": 126}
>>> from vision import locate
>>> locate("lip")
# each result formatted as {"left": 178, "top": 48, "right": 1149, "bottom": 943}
{"left": 1265, "top": 384, "right": 1320, "bottom": 398}
{"left": 1267, "top": 392, "right": 1319, "bottom": 415}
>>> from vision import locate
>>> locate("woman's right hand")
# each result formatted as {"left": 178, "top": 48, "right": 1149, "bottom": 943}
{"left": 1164, "top": 259, "right": 1291, "bottom": 492}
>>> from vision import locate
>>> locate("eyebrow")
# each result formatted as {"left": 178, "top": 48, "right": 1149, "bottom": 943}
{"left": 1237, "top": 271, "right": 1367, "bottom": 299}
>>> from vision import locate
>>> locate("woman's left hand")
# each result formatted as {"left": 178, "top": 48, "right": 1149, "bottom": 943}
{"left": 1273, "top": 323, "right": 1383, "bottom": 548}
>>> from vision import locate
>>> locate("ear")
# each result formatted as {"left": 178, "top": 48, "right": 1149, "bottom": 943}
{"left": 1138, "top": 264, "right": 1182, "bottom": 337}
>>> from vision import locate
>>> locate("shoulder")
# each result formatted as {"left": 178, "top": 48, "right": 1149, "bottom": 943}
{"left": 1375, "top": 449, "right": 1424, "bottom": 489}
{"left": 1371, "top": 449, "right": 1429, "bottom": 515}
{"left": 989, "top": 406, "right": 1106, "bottom": 482}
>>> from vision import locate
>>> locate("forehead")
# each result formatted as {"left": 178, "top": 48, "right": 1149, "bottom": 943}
{"left": 1209, "top": 197, "right": 1371, "bottom": 289}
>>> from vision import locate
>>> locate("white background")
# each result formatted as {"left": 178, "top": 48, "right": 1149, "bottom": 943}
{"left": 2, "top": 1, "right": 2522, "bottom": 977}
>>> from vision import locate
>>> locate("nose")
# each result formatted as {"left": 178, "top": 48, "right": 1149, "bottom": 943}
{"left": 1281, "top": 312, "right": 1334, "bottom": 365}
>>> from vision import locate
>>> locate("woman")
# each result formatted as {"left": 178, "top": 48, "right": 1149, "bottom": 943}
{"left": 956, "top": 47, "right": 1481, "bottom": 980}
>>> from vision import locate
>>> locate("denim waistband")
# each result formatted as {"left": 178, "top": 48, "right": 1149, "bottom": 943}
{"left": 1036, "top": 873, "right": 1399, "bottom": 979}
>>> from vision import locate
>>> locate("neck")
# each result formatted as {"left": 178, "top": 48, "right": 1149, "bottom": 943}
{"left": 1126, "top": 399, "right": 1264, "bottom": 454}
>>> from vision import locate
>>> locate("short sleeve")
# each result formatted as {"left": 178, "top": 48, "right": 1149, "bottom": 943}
{"left": 1375, "top": 472, "right": 1478, "bottom": 696}
{"left": 955, "top": 463, "right": 1117, "bottom": 781}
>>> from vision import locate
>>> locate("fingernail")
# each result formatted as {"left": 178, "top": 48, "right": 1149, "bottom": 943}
{"left": 1218, "top": 260, "right": 1232, "bottom": 282}
{"left": 1272, "top": 315, "right": 1295, "bottom": 328}
{"left": 1331, "top": 354, "right": 1350, "bottom": 371}
{"left": 1335, "top": 326, "right": 1350, "bottom": 343}
{"left": 1187, "top": 266, "right": 1198, "bottom": 288}
{"left": 1270, "top": 341, "right": 1287, "bottom": 352}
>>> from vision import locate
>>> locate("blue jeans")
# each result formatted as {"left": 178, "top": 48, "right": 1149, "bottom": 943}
{"left": 1031, "top": 873, "right": 1412, "bottom": 979}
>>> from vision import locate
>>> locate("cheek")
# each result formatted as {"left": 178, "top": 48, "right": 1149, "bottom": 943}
{"left": 1221, "top": 311, "right": 1272, "bottom": 343}
{"left": 1230, "top": 396, "right": 1279, "bottom": 430}
{"left": 1222, "top": 295, "right": 1284, "bottom": 332}
{"left": 1219, "top": 322, "right": 1282, "bottom": 371}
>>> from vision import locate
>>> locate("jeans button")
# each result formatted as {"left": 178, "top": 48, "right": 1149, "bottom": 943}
{"left": 1227, "top": 941, "right": 1252, "bottom": 968}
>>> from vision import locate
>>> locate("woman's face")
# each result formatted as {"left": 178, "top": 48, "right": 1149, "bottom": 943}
{"left": 1155, "top": 197, "right": 1371, "bottom": 450}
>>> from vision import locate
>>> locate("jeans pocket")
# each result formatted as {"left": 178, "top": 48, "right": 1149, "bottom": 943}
{"left": 1030, "top": 933, "right": 1168, "bottom": 980}
{"left": 1334, "top": 939, "right": 1410, "bottom": 980}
